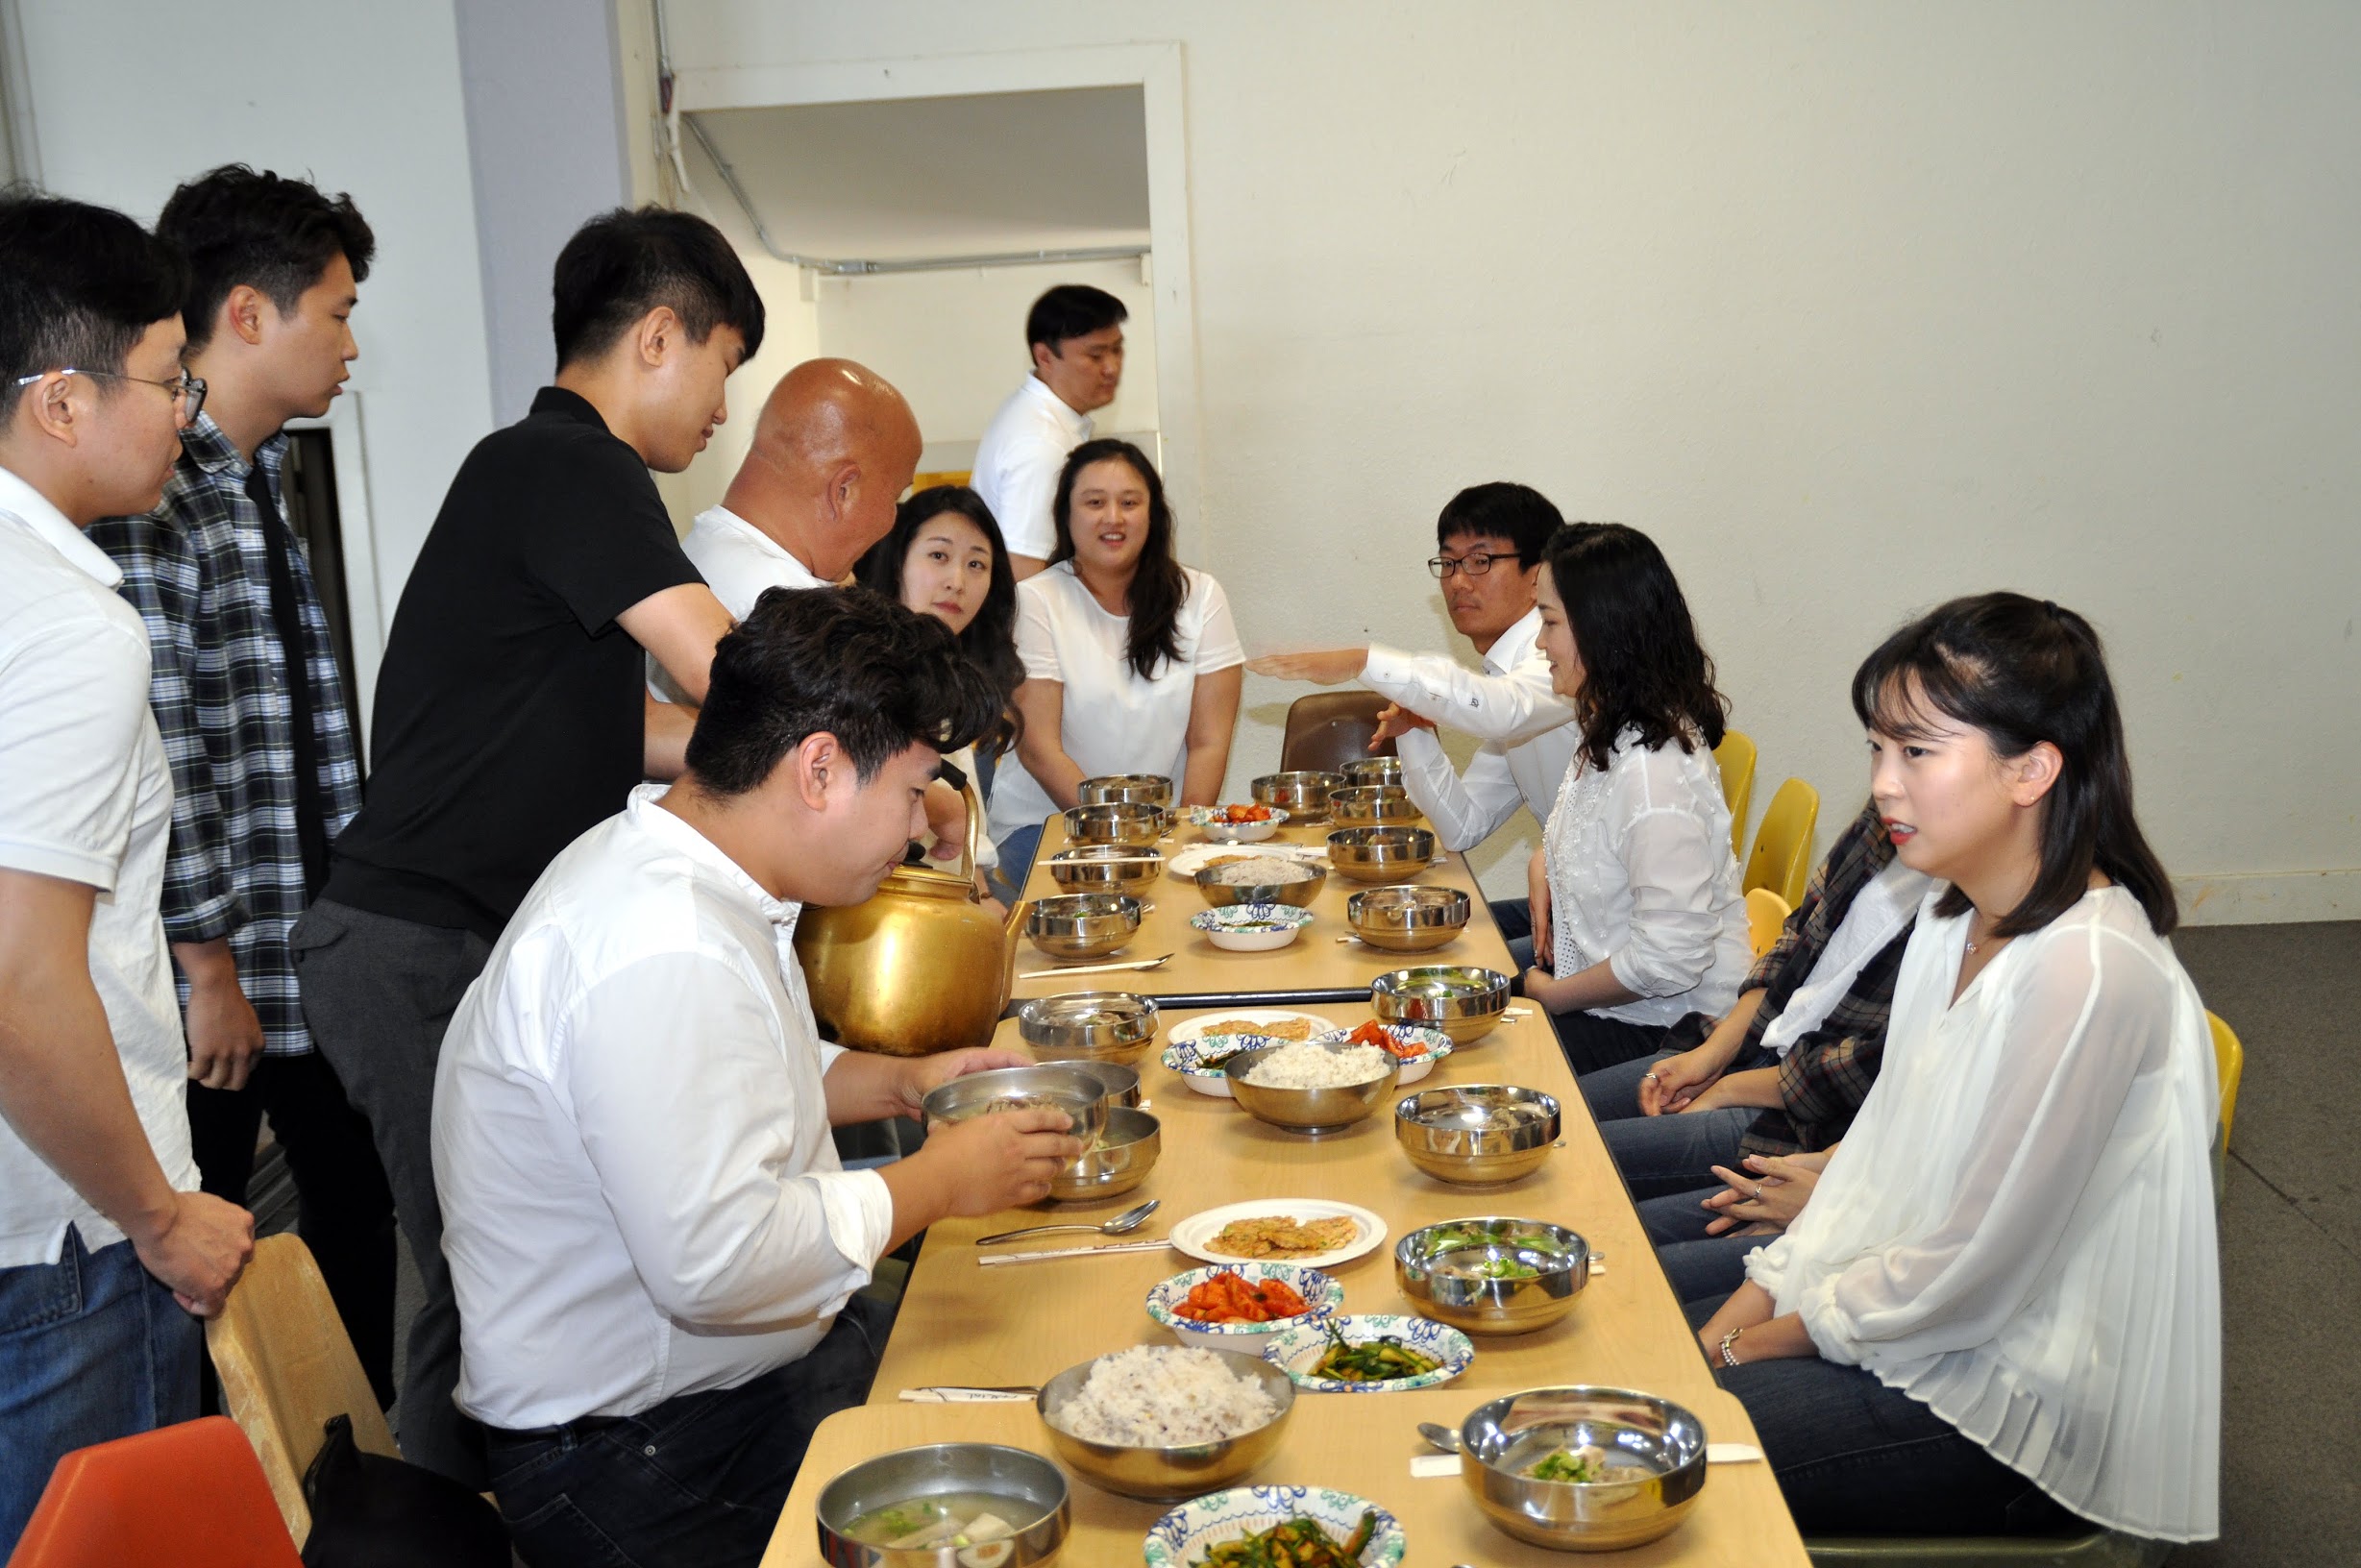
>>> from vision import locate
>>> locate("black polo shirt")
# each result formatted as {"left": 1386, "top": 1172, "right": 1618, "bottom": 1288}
{"left": 323, "top": 387, "right": 703, "bottom": 939}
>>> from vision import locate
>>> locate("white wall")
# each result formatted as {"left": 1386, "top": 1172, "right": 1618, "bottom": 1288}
{"left": 651, "top": 248, "right": 824, "bottom": 527}
{"left": 12, "top": 0, "right": 497, "bottom": 714}
{"left": 657, "top": 0, "right": 2361, "bottom": 920}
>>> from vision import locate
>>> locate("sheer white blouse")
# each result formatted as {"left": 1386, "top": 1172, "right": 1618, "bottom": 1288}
{"left": 1745, "top": 885, "right": 2221, "bottom": 1541}
{"left": 1540, "top": 727, "right": 1750, "bottom": 1027}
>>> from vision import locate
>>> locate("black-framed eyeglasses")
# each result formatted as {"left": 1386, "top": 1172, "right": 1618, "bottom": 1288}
{"left": 13, "top": 367, "right": 207, "bottom": 422}
{"left": 1426, "top": 550, "right": 1523, "bottom": 579}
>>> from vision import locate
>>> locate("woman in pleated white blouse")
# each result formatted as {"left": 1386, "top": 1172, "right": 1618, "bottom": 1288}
{"left": 1519, "top": 523, "right": 1754, "bottom": 1073}
{"left": 1698, "top": 594, "right": 2219, "bottom": 1543}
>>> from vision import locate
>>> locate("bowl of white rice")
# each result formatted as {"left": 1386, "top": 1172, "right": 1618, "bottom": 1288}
{"left": 1036, "top": 1344, "right": 1296, "bottom": 1501}
{"left": 1222, "top": 1041, "right": 1401, "bottom": 1135}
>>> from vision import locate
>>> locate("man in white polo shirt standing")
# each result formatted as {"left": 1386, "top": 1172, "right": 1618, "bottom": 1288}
{"left": 971, "top": 283, "right": 1126, "bottom": 579}
{"left": 0, "top": 193, "right": 256, "bottom": 1551}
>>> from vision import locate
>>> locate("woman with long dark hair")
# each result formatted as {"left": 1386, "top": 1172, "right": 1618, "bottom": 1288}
{"left": 984, "top": 439, "right": 1242, "bottom": 882}
{"left": 1698, "top": 593, "right": 2218, "bottom": 1544}
{"left": 1522, "top": 523, "right": 1752, "bottom": 1071}
{"left": 853, "top": 486, "right": 1023, "bottom": 897}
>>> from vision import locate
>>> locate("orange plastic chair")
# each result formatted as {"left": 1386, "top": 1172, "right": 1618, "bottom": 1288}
{"left": 1743, "top": 777, "right": 1819, "bottom": 911}
{"left": 1712, "top": 730, "right": 1758, "bottom": 859}
{"left": 8, "top": 1416, "right": 303, "bottom": 1568}
{"left": 1745, "top": 888, "right": 1790, "bottom": 960}
{"left": 1279, "top": 691, "right": 1396, "bottom": 773}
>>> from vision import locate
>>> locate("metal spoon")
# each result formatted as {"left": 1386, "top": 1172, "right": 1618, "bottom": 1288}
{"left": 975, "top": 1198, "right": 1161, "bottom": 1246}
{"left": 1419, "top": 1422, "right": 1462, "bottom": 1454}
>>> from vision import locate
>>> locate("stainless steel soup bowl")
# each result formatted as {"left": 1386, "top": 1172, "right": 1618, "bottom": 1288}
{"left": 816, "top": 1441, "right": 1070, "bottom": 1566}
{"left": 1456, "top": 1385, "right": 1709, "bottom": 1552}
{"left": 921, "top": 1064, "right": 1107, "bottom": 1148}
{"left": 1016, "top": 992, "right": 1159, "bottom": 1066}
{"left": 1394, "top": 1085, "right": 1562, "bottom": 1185}
{"left": 1249, "top": 771, "right": 1343, "bottom": 822}
{"left": 1340, "top": 756, "right": 1405, "bottom": 791}
{"left": 1346, "top": 885, "right": 1471, "bottom": 952}
{"left": 1370, "top": 964, "right": 1512, "bottom": 1044}
{"left": 1326, "top": 825, "right": 1438, "bottom": 883}
{"left": 1045, "top": 845, "right": 1162, "bottom": 897}
{"left": 1327, "top": 784, "right": 1420, "bottom": 828}
{"left": 1021, "top": 894, "right": 1142, "bottom": 961}
{"left": 1047, "top": 1105, "right": 1160, "bottom": 1201}
{"left": 1061, "top": 802, "right": 1164, "bottom": 849}
{"left": 1394, "top": 1216, "right": 1592, "bottom": 1335}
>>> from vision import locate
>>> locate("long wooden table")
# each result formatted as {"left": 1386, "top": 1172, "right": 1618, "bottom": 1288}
{"left": 763, "top": 821, "right": 1808, "bottom": 1566}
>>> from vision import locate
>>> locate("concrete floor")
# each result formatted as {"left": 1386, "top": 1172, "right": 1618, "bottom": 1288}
{"left": 378, "top": 919, "right": 2361, "bottom": 1562}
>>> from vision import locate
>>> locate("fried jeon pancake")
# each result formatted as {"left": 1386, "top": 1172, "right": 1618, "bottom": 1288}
{"left": 1206, "top": 1214, "right": 1360, "bottom": 1259}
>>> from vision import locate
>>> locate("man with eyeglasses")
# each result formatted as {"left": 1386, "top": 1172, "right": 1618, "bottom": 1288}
{"left": 88, "top": 167, "right": 396, "bottom": 1409}
{"left": 1247, "top": 483, "right": 1577, "bottom": 955}
{"left": 0, "top": 192, "right": 256, "bottom": 1551}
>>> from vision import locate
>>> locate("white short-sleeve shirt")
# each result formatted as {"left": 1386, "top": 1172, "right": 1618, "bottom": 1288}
{"left": 970, "top": 376, "right": 1092, "bottom": 562}
{"left": 649, "top": 503, "right": 830, "bottom": 704}
{"left": 0, "top": 465, "right": 196, "bottom": 1267}
{"left": 987, "top": 563, "right": 1244, "bottom": 845}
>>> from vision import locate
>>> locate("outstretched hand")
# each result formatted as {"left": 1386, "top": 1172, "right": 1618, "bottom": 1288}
{"left": 1245, "top": 649, "right": 1369, "bottom": 685}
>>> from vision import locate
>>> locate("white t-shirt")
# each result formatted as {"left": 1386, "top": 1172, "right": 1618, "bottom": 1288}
{"left": 970, "top": 376, "right": 1092, "bottom": 562}
{"left": 1747, "top": 886, "right": 2220, "bottom": 1540}
{"left": 649, "top": 502, "right": 830, "bottom": 704}
{"left": 988, "top": 563, "right": 1244, "bottom": 845}
{"left": 0, "top": 465, "right": 197, "bottom": 1267}
{"left": 435, "top": 786, "right": 893, "bottom": 1429}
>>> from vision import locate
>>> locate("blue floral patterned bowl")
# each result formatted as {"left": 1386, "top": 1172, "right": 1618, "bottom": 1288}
{"left": 1309, "top": 1022, "right": 1456, "bottom": 1085}
{"left": 1161, "top": 1035, "right": 1288, "bottom": 1098}
{"left": 1189, "top": 902, "right": 1316, "bottom": 952}
{"left": 1142, "top": 1485, "right": 1407, "bottom": 1566}
{"left": 1258, "top": 1312, "right": 1475, "bottom": 1394}
{"left": 1143, "top": 1263, "right": 1342, "bottom": 1350}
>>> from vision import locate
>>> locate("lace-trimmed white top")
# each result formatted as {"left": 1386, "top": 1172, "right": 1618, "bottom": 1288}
{"left": 1540, "top": 726, "right": 1750, "bottom": 1027}
{"left": 1746, "top": 884, "right": 2221, "bottom": 1540}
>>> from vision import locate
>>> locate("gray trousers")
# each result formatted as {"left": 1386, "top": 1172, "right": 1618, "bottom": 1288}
{"left": 288, "top": 897, "right": 493, "bottom": 1488}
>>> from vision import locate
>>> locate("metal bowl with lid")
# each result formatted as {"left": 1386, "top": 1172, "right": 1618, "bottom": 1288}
{"left": 1075, "top": 774, "right": 1174, "bottom": 832}
{"left": 1022, "top": 894, "right": 1142, "bottom": 961}
{"left": 1340, "top": 756, "right": 1405, "bottom": 791}
{"left": 1326, "top": 825, "right": 1438, "bottom": 883}
{"left": 1395, "top": 1085, "right": 1562, "bottom": 1184}
{"left": 1394, "top": 1216, "right": 1592, "bottom": 1335}
{"left": 816, "top": 1441, "right": 1070, "bottom": 1566}
{"left": 1327, "top": 785, "right": 1420, "bottom": 828}
{"left": 1370, "top": 964, "right": 1512, "bottom": 1043}
{"left": 1017, "top": 992, "right": 1159, "bottom": 1066}
{"left": 1346, "top": 885, "right": 1470, "bottom": 952}
{"left": 1456, "top": 1385, "right": 1709, "bottom": 1551}
{"left": 1046, "top": 844, "right": 1162, "bottom": 897}
{"left": 1061, "top": 802, "right": 1164, "bottom": 849}
{"left": 1249, "top": 771, "right": 1343, "bottom": 822}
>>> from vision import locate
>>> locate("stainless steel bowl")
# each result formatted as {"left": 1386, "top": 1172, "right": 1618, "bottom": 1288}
{"left": 1193, "top": 860, "right": 1327, "bottom": 910}
{"left": 1061, "top": 1059, "right": 1142, "bottom": 1110}
{"left": 1327, "top": 825, "right": 1438, "bottom": 883}
{"left": 1045, "top": 844, "right": 1162, "bottom": 896}
{"left": 1037, "top": 1347, "right": 1295, "bottom": 1501}
{"left": 1021, "top": 894, "right": 1142, "bottom": 961}
{"left": 1327, "top": 785, "right": 1420, "bottom": 828}
{"left": 1016, "top": 992, "right": 1159, "bottom": 1066}
{"left": 1075, "top": 774, "right": 1174, "bottom": 817}
{"left": 1340, "top": 756, "right": 1405, "bottom": 790}
{"left": 816, "top": 1441, "right": 1070, "bottom": 1566}
{"left": 1395, "top": 1085, "right": 1562, "bottom": 1185}
{"left": 1394, "top": 1216, "right": 1591, "bottom": 1335}
{"left": 1371, "top": 964, "right": 1513, "bottom": 1043}
{"left": 1061, "top": 802, "right": 1164, "bottom": 849}
{"left": 1047, "top": 1105, "right": 1160, "bottom": 1201}
{"left": 1222, "top": 1041, "right": 1401, "bottom": 1135}
{"left": 921, "top": 1064, "right": 1107, "bottom": 1147}
{"left": 1249, "top": 771, "right": 1343, "bottom": 822}
{"left": 1347, "top": 885, "right": 1471, "bottom": 952}
{"left": 1457, "top": 1386, "right": 1709, "bottom": 1552}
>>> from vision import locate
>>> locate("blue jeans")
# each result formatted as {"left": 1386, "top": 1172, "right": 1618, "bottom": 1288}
{"left": 1487, "top": 897, "right": 1535, "bottom": 971}
{"left": 1581, "top": 1051, "right": 1758, "bottom": 1201}
{"left": 0, "top": 1228, "right": 202, "bottom": 1551}
{"left": 995, "top": 824, "right": 1045, "bottom": 901}
{"left": 488, "top": 1294, "right": 893, "bottom": 1568}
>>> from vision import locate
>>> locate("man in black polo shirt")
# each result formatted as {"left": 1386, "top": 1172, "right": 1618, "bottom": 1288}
{"left": 289, "top": 207, "right": 759, "bottom": 1483}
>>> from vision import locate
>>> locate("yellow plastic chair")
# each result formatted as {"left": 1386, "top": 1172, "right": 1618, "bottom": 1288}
{"left": 1743, "top": 777, "right": 1818, "bottom": 910}
{"left": 1712, "top": 730, "right": 1757, "bottom": 859}
{"left": 909, "top": 469, "right": 972, "bottom": 495}
{"left": 1744, "top": 888, "right": 1790, "bottom": 960}
{"left": 2206, "top": 1011, "right": 2242, "bottom": 1150}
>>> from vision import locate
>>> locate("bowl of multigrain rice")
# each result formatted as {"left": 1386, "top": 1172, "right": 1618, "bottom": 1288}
{"left": 1036, "top": 1344, "right": 1295, "bottom": 1501}
{"left": 1222, "top": 1040, "right": 1401, "bottom": 1135}
{"left": 1193, "top": 854, "right": 1327, "bottom": 910}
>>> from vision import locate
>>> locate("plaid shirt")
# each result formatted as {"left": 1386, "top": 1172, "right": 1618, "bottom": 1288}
{"left": 86, "top": 416, "right": 363, "bottom": 1055}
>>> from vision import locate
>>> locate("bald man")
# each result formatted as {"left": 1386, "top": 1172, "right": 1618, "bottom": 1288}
{"left": 658, "top": 359, "right": 921, "bottom": 669}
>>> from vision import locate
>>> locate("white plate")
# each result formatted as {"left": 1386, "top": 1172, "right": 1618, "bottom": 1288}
{"left": 1169, "top": 1198, "right": 1389, "bottom": 1270}
{"left": 1166, "top": 842, "right": 1330, "bottom": 879}
{"left": 1168, "top": 1010, "right": 1340, "bottom": 1047}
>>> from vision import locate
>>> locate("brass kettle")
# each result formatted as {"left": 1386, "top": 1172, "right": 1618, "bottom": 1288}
{"left": 795, "top": 779, "right": 1015, "bottom": 1056}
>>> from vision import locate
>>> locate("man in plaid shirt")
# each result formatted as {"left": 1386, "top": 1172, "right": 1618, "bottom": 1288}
{"left": 88, "top": 167, "right": 395, "bottom": 1402}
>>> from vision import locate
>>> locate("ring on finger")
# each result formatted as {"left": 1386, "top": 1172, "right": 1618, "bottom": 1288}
{"left": 1750, "top": 1183, "right": 1765, "bottom": 1201}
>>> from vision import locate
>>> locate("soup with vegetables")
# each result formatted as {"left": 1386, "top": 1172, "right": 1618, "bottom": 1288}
{"left": 843, "top": 1492, "right": 1042, "bottom": 1552}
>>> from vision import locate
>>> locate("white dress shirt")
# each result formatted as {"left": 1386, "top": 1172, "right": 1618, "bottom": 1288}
{"left": 970, "top": 375, "right": 1092, "bottom": 562}
{"left": 1541, "top": 726, "right": 1750, "bottom": 1028}
{"left": 0, "top": 465, "right": 196, "bottom": 1267}
{"left": 1364, "top": 608, "right": 1581, "bottom": 850}
{"left": 1746, "top": 886, "right": 2220, "bottom": 1540}
{"left": 650, "top": 502, "right": 831, "bottom": 703}
{"left": 987, "top": 563, "right": 1244, "bottom": 845}
{"left": 433, "top": 786, "right": 894, "bottom": 1430}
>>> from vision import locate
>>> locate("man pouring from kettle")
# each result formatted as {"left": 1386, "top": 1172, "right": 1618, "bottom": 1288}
{"left": 432, "top": 586, "right": 1082, "bottom": 1568}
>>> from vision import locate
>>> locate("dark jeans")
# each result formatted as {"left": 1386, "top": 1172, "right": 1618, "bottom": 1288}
{"left": 289, "top": 897, "right": 494, "bottom": 1487}
{"left": 188, "top": 1049, "right": 397, "bottom": 1406}
{"left": 1545, "top": 1007, "right": 1670, "bottom": 1075}
{"left": 1580, "top": 1051, "right": 1759, "bottom": 1200}
{"left": 488, "top": 1295, "right": 894, "bottom": 1568}
{"left": 1487, "top": 897, "right": 1536, "bottom": 971}
{"left": 1656, "top": 1230, "right": 1762, "bottom": 1306}
{"left": 0, "top": 1229, "right": 202, "bottom": 1551}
